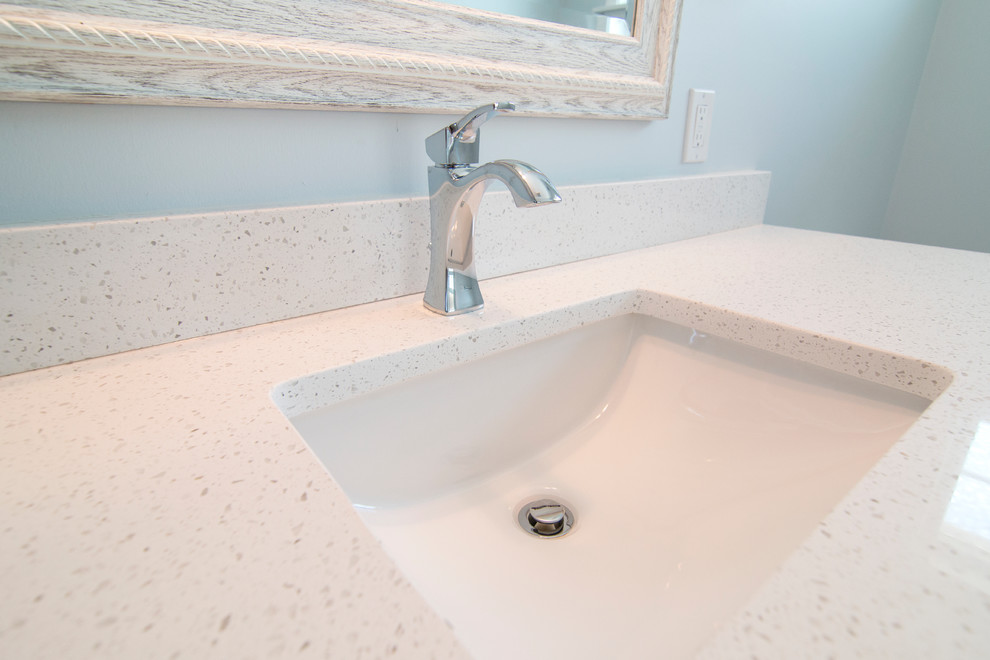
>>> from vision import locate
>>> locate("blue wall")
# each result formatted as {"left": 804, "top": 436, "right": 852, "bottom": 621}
{"left": 883, "top": 0, "right": 990, "bottom": 253}
{"left": 0, "top": 0, "right": 942, "bottom": 237}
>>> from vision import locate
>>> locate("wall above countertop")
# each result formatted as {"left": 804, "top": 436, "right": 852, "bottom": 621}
{"left": 882, "top": 0, "right": 990, "bottom": 253}
{"left": 0, "top": 170, "right": 770, "bottom": 376}
{"left": 0, "top": 0, "right": 942, "bottom": 242}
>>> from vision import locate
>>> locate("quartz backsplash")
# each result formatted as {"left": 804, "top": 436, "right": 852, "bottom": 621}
{"left": 0, "top": 171, "right": 770, "bottom": 375}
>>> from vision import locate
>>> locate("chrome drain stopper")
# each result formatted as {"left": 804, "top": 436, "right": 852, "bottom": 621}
{"left": 517, "top": 499, "right": 574, "bottom": 538}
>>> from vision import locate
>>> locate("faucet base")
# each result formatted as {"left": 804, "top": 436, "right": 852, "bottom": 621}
{"left": 423, "top": 269, "right": 484, "bottom": 316}
{"left": 422, "top": 300, "right": 484, "bottom": 316}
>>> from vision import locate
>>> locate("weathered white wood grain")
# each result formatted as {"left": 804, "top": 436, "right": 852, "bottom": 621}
{"left": 0, "top": 0, "right": 682, "bottom": 118}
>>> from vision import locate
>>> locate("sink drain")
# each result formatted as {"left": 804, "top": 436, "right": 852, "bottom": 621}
{"left": 517, "top": 498, "right": 574, "bottom": 538}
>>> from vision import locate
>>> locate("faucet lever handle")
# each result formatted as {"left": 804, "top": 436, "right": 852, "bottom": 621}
{"left": 426, "top": 101, "right": 516, "bottom": 167}
{"left": 450, "top": 101, "right": 515, "bottom": 144}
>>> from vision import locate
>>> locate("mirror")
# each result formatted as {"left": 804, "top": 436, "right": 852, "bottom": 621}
{"left": 0, "top": 0, "right": 681, "bottom": 119}
{"left": 439, "top": 0, "right": 637, "bottom": 36}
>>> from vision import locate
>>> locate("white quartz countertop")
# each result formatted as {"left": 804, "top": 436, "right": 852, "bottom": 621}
{"left": 2, "top": 225, "right": 989, "bottom": 659}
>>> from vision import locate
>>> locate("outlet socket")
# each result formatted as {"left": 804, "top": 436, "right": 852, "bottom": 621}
{"left": 683, "top": 89, "right": 715, "bottom": 163}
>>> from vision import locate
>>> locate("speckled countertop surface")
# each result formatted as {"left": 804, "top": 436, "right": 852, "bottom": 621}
{"left": 2, "top": 225, "right": 989, "bottom": 658}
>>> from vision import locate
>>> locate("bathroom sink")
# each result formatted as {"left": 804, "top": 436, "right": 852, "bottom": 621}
{"left": 275, "top": 312, "right": 934, "bottom": 659}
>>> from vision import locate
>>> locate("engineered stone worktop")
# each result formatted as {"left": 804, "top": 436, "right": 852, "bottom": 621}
{"left": 2, "top": 225, "right": 989, "bottom": 658}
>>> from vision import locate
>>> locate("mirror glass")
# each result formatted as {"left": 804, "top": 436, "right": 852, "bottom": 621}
{"left": 438, "top": 0, "right": 636, "bottom": 36}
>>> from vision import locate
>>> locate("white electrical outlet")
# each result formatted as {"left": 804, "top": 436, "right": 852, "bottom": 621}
{"left": 682, "top": 89, "right": 715, "bottom": 163}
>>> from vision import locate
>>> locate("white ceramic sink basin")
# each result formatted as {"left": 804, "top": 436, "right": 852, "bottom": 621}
{"left": 277, "top": 312, "right": 933, "bottom": 659}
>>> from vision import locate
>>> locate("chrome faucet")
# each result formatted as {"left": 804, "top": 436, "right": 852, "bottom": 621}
{"left": 422, "top": 101, "right": 562, "bottom": 315}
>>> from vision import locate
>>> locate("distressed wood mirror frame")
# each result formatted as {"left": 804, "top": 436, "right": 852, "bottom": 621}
{"left": 0, "top": 0, "right": 682, "bottom": 119}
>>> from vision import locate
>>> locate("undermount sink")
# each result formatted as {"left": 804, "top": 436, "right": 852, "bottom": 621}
{"left": 274, "top": 311, "right": 935, "bottom": 659}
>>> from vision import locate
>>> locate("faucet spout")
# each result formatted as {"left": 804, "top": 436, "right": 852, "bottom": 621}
{"left": 423, "top": 159, "right": 561, "bottom": 316}
{"left": 460, "top": 160, "right": 562, "bottom": 208}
